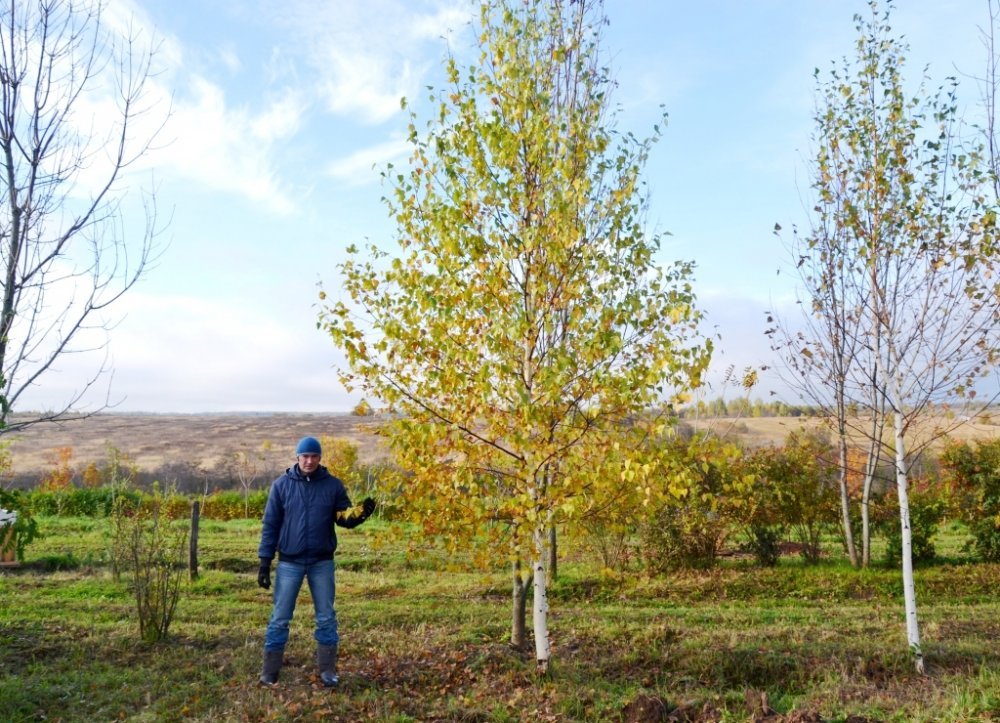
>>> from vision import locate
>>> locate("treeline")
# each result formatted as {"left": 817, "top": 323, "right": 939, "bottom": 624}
{"left": 676, "top": 398, "right": 1000, "bottom": 421}
{"left": 677, "top": 398, "right": 821, "bottom": 418}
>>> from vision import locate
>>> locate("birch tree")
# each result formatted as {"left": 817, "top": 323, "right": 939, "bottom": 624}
{"left": 0, "top": 0, "right": 165, "bottom": 433}
{"left": 322, "top": 0, "right": 709, "bottom": 670}
{"left": 779, "top": 0, "right": 999, "bottom": 673}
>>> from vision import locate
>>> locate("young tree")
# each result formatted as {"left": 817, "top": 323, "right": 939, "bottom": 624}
{"left": 768, "top": 172, "right": 884, "bottom": 569}
{"left": 322, "top": 0, "right": 709, "bottom": 670}
{"left": 776, "top": 0, "right": 999, "bottom": 673}
{"left": 980, "top": 0, "right": 1000, "bottom": 200}
{"left": 234, "top": 442, "right": 264, "bottom": 518}
{"left": 0, "top": 0, "right": 166, "bottom": 433}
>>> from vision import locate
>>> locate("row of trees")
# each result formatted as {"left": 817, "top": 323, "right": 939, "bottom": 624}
{"left": 679, "top": 396, "right": 823, "bottom": 419}
{"left": 767, "top": 1, "right": 1000, "bottom": 672}
{"left": 323, "top": 0, "right": 1000, "bottom": 676}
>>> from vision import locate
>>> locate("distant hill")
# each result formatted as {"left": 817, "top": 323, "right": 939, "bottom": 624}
{"left": 3, "top": 412, "right": 390, "bottom": 477}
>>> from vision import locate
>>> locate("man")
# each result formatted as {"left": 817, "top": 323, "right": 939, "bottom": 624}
{"left": 256, "top": 435, "right": 376, "bottom": 687}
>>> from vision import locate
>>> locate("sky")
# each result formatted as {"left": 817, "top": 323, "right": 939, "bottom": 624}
{"left": 14, "top": 0, "right": 992, "bottom": 414}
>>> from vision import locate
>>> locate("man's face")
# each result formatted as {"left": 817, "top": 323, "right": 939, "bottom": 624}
{"left": 298, "top": 453, "right": 321, "bottom": 474}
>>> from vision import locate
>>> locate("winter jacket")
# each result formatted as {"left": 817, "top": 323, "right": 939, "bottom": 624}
{"left": 257, "top": 463, "right": 354, "bottom": 565}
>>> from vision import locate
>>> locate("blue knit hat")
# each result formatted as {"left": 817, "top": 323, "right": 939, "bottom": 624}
{"left": 295, "top": 436, "right": 322, "bottom": 456}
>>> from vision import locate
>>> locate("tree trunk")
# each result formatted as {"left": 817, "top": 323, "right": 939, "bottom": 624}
{"left": 837, "top": 431, "right": 858, "bottom": 567}
{"left": 511, "top": 558, "right": 527, "bottom": 649}
{"left": 188, "top": 500, "right": 200, "bottom": 581}
{"left": 547, "top": 522, "right": 557, "bottom": 583}
{"left": 892, "top": 399, "right": 924, "bottom": 674}
{"left": 860, "top": 422, "right": 882, "bottom": 569}
{"left": 532, "top": 524, "right": 550, "bottom": 672}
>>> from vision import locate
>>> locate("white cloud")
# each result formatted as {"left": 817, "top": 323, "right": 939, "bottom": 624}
{"left": 149, "top": 78, "right": 303, "bottom": 215}
{"left": 216, "top": 45, "right": 242, "bottom": 74}
{"left": 16, "top": 292, "right": 360, "bottom": 413}
{"left": 326, "top": 138, "right": 412, "bottom": 186}
{"left": 29, "top": 0, "right": 302, "bottom": 217}
{"left": 275, "top": 0, "right": 473, "bottom": 124}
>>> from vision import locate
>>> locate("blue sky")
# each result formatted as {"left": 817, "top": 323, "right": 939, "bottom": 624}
{"left": 17, "top": 0, "right": 989, "bottom": 414}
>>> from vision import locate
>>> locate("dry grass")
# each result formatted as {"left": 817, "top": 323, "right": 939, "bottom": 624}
{"left": 5, "top": 411, "right": 998, "bottom": 477}
{"left": 685, "top": 413, "right": 1000, "bottom": 450}
{"left": 3, "top": 412, "right": 391, "bottom": 476}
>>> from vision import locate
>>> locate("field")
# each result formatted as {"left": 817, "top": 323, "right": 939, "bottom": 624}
{"left": 1, "top": 516, "right": 999, "bottom": 722}
{"left": 3, "top": 412, "right": 391, "bottom": 478}
{"left": 2, "top": 411, "right": 1000, "bottom": 721}
{"left": 6, "top": 411, "right": 999, "bottom": 481}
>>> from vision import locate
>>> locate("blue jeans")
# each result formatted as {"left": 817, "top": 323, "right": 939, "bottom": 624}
{"left": 263, "top": 559, "right": 338, "bottom": 651}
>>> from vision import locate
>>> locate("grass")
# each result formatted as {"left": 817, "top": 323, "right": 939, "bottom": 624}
{"left": 1, "top": 517, "right": 999, "bottom": 722}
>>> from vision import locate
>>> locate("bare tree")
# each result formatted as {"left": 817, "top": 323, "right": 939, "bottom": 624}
{"left": 234, "top": 442, "right": 264, "bottom": 518}
{"left": 0, "top": 0, "right": 166, "bottom": 433}
{"left": 980, "top": 0, "right": 1000, "bottom": 199}
{"left": 769, "top": 215, "right": 864, "bottom": 569}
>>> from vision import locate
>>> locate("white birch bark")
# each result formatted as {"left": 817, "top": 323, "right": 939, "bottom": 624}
{"left": 891, "top": 380, "right": 924, "bottom": 674}
{"left": 837, "top": 432, "right": 858, "bottom": 567}
{"left": 532, "top": 523, "right": 550, "bottom": 671}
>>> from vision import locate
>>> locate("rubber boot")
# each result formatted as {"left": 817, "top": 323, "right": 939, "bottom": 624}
{"left": 317, "top": 644, "right": 339, "bottom": 688}
{"left": 259, "top": 648, "right": 283, "bottom": 685}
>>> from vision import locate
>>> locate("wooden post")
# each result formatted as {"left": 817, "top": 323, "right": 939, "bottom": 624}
{"left": 189, "top": 500, "right": 200, "bottom": 581}
{"left": 0, "top": 525, "right": 18, "bottom": 567}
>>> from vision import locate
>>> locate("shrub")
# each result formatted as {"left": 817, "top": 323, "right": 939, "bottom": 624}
{"left": 642, "top": 504, "right": 724, "bottom": 572}
{"left": 120, "top": 497, "right": 188, "bottom": 643}
{"left": 741, "top": 431, "right": 839, "bottom": 564}
{"left": 736, "top": 446, "right": 791, "bottom": 567}
{"left": 641, "top": 435, "right": 748, "bottom": 572}
{"left": 875, "top": 481, "right": 945, "bottom": 567}
{"left": 28, "top": 487, "right": 138, "bottom": 517}
{"left": 939, "top": 439, "right": 1000, "bottom": 562}
{"left": 742, "top": 525, "right": 783, "bottom": 567}
{"left": 0, "top": 488, "right": 40, "bottom": 562}
{"left": 202, "top": 490, "right": 267, "bottom": 520}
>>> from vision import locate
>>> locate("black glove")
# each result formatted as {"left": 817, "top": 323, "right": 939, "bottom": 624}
{"left": 257, "top": 559, "right": 271, "bottom": 589}
{"left": 362, "top": 497, "right": 376, "bottom": 518}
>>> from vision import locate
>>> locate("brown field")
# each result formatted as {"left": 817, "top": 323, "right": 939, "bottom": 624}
{"left": 3, "top": 411, "right": 998, "bottom": 478}
{"left": 3, "top": 412, "right": 391, "bottom": 477}
{"left": 685, "top": 412, "right": 1000, "bottom": 450}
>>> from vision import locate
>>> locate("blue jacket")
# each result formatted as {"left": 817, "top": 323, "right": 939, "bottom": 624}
{"left": 258, "top": 463, "right": 353, "bottom": 565}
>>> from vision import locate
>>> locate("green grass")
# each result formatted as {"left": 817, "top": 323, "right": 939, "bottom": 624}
{"left": 1, "top": 517, "right": 999, "bottom": 721}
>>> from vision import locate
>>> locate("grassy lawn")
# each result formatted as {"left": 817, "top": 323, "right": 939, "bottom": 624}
{"left": 1, "top": 517, "right": 998, "bottom": 722}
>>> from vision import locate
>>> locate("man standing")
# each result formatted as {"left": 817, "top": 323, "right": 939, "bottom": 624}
{"left": 257, "top": 435, "right": 375, "bottom": 687}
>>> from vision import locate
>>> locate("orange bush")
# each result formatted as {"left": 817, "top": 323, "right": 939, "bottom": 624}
{"left": 39, "top": 447, "right": 74, "bottom": 491}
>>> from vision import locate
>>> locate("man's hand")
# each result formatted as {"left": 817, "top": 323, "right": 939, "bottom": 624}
{"left": 362, "top": 497, "right": 376, "bottom": 518}
{"left": 257, "top": 559, "right": 272, "bottom": 590}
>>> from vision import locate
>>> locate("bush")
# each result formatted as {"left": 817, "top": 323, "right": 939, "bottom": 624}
{"left": 202, "top": 490, "right": 267, "bottom": 520}
{"left": 742, "top": 525, "right": 783, "bottom": 567}
{"left": 741, "top": 431, "right": 839, "bottom": 564}
{"left": 640, "top": 435, "right": 747, "bottom": 572}
{"left": 27, "top": 487, "right": 139, "bottom": 517}
{"left": 642, "top": 504, "right": 727, "bottom": 572}
{"left": 939, "top": 439, "right": 1000, "bottom": 562}
{"left": 0, "top": 488, "right": 39, "bottom": 561}
{"left": 874, "top": 482, "right": 945, "bottom": 567}
{"left": 120, "top": 500, "right": 188, "bottom": 643}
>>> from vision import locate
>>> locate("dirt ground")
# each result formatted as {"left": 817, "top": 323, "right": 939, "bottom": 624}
{"left": 2, "top": 412, "right": 391, "bottom": 476}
